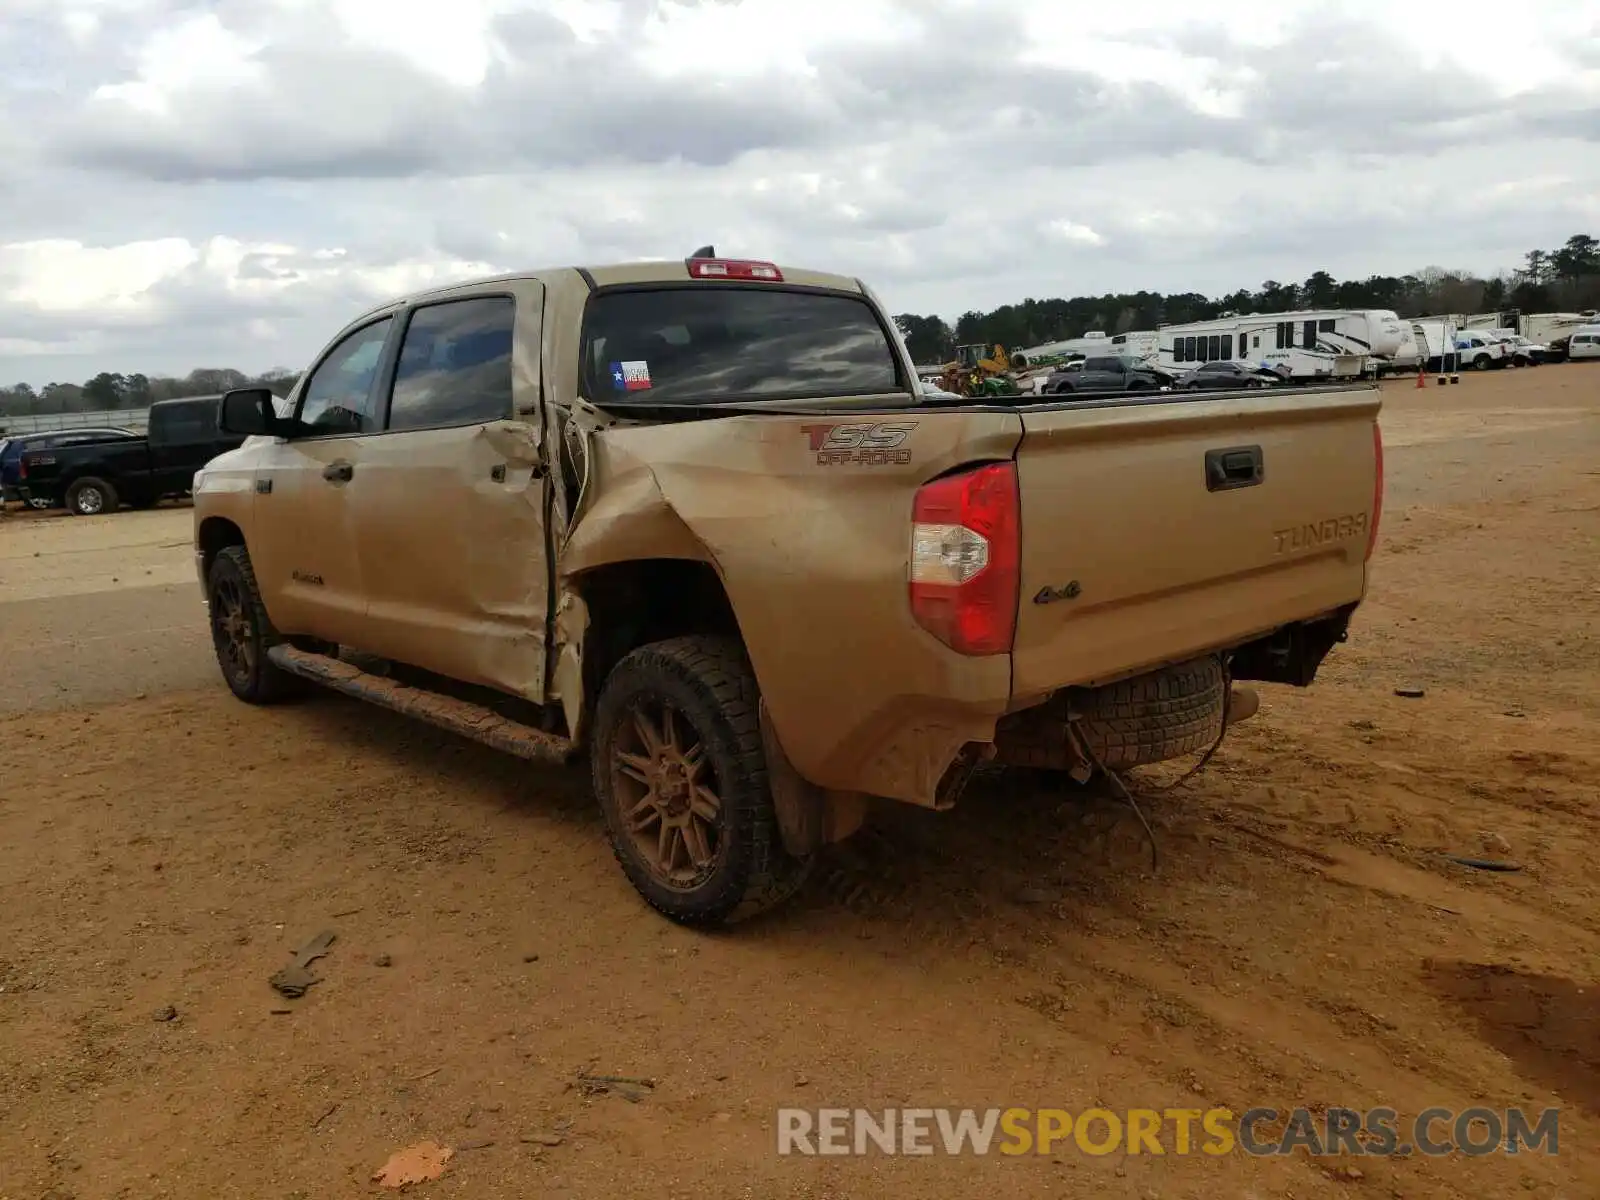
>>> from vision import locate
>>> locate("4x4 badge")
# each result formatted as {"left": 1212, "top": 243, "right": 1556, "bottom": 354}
{"left": 1033, "top": 581, "right": 1081, "bottom": 604}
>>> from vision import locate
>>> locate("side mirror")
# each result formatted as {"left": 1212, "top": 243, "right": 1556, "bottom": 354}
{"left": 219, "top": 388, "right": 281, "bottom": 437}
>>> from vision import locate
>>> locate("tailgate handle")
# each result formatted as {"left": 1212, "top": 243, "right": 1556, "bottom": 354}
{"left": 1205, "top": 445, "right": 1263, "bottom": 492}
{"left": 322, "top": 461, "right": 354, "bottom": 483}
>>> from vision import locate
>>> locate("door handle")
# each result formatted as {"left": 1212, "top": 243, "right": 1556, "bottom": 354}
{"left": 1204, "top": 445, "right": 1264, "bottom": 492}
{"left": 323, "top": 461, "right": 354, "bottom": 483}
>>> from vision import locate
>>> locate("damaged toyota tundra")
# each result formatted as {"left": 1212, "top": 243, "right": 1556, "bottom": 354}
{"left": 192, "top": 253, "right": 1384, "bottom": 925}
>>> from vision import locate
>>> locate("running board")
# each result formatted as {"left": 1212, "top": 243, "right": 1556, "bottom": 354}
{"left": 266, "top": 645, "right": 573, "bottom": 765}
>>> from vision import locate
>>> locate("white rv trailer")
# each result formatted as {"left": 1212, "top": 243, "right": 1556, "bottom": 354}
{"left": 1156, "top": 315, "right": 1366, "bottom": 381}
{"left": 1108, "top": 330, "right": 1158, "bottom": 361}
{"left": 1013, "top": 330, "right": 1115, "bottom": 363}
{"left": 1161, "top": 308, "right": 1405, "bottom": 374}
{"left": 1523, "top": 313, "right": 1598, "bottom": 358}
{"left": 1388, "top": 323, "right": 1423, "bottom": 373}
{"left": 1411, "top": 319, "right": 1461, "bottom": 373}
{"left": 1261, "top": 308, "right": 1406, "bottom": 366}
{"left": 1458, "top": 311, "right": 1598, "bottom": 357}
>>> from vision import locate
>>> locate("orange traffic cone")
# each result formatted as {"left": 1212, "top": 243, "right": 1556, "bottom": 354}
{"left": 1415, "top": 367, "right": 1426, "bottom": 389}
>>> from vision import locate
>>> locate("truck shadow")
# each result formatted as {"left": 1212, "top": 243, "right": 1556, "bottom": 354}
{"left": 1424, "top": 961, "right": 1600, "bottom": 1117}
{"left": 290, "top": 687, "right": 1164, "bottom": 925}
{"left": 287, "top": 687, "right": 601, "bottom": 827}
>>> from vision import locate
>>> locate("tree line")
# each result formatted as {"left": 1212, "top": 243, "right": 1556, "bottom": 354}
{"left": 893, "top": 233, "right": 1600, "bottom": 364}
{"left": 3, "top": 234, "right": 1597, "bottom": 416}
{"left": 0, "top": 367, "right": 300, "bottom": 421}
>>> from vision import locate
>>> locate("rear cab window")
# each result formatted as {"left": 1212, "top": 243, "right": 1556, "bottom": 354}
{"left": 149, "top": 400, "right": 218, "bottom": 443}
{"left": 579, "top": 285, "right": 903, "bottom": 405}
{"left": 1083, "top": 357, "right": 1124, "bottom": 372}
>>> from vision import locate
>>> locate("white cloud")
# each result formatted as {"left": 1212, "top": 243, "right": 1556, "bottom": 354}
{"left": 0, "top": 0, "right": 1597, "bottom": 384}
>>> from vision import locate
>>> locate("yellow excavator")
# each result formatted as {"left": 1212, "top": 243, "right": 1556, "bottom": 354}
{"left": 938, "top": 343, "right": 1023, "bottom": 398}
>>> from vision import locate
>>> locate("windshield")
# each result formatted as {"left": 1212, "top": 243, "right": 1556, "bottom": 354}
{"left": 580, "top": 286, "right": 904, "bottom": 405}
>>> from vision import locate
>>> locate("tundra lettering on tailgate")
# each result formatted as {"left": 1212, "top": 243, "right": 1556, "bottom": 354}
{"left": 801, "top": 421, "right": 917, "bottom": 466}
{"left": 1273, "top": 512, "right": 1369, "bottom": 555}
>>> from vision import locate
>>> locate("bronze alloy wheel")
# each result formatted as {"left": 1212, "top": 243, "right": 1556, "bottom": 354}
{"left": 210, "top": 573, "right": 256, "bottom": 687}
{"left": 591, "top": 636, "right": 813, "bottom": 925}
{"left": 206, "top": 545, "right": 299, "bottom": 704}
{"left": 611, "top": 699, "right": 724, "bottom": 888}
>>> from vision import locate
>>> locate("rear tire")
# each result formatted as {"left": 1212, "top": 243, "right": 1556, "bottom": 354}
{"left": 207, "top": 545, "right": 301, "bottom": 704}
{"left": 591, "top": 636, "right": 813, "bottom": 926}
{"left": 65, "top": 477, "right": 117, "bottom": 516}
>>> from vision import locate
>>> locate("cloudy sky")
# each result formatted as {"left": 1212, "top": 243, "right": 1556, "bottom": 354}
{"left": 1, "top": 0, "right": 1597, "bottom": 386}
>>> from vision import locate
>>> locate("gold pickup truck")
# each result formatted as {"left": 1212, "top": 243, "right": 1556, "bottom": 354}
{"left": 192, "top": 254, "right": 1383, "bottom": 925}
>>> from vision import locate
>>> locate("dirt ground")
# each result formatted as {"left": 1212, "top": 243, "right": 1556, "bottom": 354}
{"left": 1, "top": 365, "right": 1597, "bottom": 1200}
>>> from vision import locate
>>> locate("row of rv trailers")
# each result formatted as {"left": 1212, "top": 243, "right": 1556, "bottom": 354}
{"left": 1015, "top": 310, "right": 1599, "bottom": 382}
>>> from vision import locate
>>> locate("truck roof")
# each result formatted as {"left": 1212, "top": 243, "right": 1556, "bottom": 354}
{"left": 350, "top": 259, "right": 866, "bottom": 326}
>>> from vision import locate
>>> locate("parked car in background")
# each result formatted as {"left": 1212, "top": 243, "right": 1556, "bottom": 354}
{"left": 1178, "top": 361, "right": 1282, "bottom": 391}
{"left": 1, "top": 427, "right": 140, "bottom": 510}
{"left": 1043, "top": 354, "right": 1179, "bottom": 394}
{"left": 1503, "top": 335, "right": 1547, "bottom": 366}
{"left": 1567, "top": 331, "right": 1600, "bottom": 361}
{"left": 16, "top": 396, "right": 242, "bottom": 515}
{"left": 1454, "top": 332, "right": 1508, "bottom": 370}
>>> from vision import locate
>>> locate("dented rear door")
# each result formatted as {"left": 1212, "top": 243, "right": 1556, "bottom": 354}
{"left": 1009, "top": 386, "right": 1381, "bottom": 702}
{"left": 345, "top": 281, "right": 552, "bottom": 698}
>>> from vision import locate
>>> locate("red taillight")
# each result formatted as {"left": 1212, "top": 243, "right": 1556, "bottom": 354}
{"left": 686, "top": 258, "right": 784, "bottom": 282}
{"left": 1366, "top": 422, "right": 1384, "bottom": 561}
{"left": 908, "top": 462, "right": 1020, "bottom": 656}
{"left": 16, "top": 457, "right": 25, "bottom": 479}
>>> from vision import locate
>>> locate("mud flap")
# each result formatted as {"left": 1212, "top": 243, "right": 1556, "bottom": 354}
{"left": 760, "top": 701, "right": 868, "bottom": 856}
{"left": 761, "top": 700, "right": 824, "bottom": 857}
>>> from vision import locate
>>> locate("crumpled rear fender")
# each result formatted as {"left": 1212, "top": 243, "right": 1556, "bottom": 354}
{"left": 554, "top": 408, "right": 1023, "bottom": 807}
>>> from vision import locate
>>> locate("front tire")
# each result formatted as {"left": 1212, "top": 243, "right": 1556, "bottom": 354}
{"left": 591, "top": 636, "right": 812, "bottom": 926}
{"left": 65, "top": 477, "right": 117, "bottom": 516}
{"left": 207, "top": 545, "right": 301, "bottom": 704}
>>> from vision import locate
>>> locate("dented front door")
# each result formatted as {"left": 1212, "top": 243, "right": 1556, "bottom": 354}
{"left": 344, "top": 283, "right": 551, "bottom": 698}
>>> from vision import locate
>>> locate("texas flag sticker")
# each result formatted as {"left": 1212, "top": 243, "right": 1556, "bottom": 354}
{"left": 610, "top": 360, "right": 652, "bottom": 391}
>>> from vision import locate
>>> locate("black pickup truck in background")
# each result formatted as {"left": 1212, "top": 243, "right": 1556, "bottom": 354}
{"left": 17, "top": 395, "right": 245, "bottom": 516}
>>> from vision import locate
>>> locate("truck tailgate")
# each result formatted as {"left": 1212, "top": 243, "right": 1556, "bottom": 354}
{"left": 1011, "top": 387, "right": 1381, "bottom": 700}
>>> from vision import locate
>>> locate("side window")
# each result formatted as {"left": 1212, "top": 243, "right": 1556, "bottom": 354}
{"left": 296, "top": 318, "right": 394, "bottom": 435}
{"left": 386, "top": 297, "right": 515, "bottom": 432}
{"left": 1222, "top": 334, "right": 1234, "bottom": 358}
{"left": 1319, "top": 319, "right": 1336, "bottom": 333}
